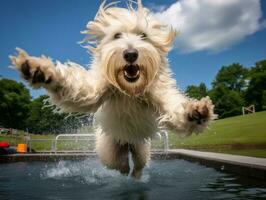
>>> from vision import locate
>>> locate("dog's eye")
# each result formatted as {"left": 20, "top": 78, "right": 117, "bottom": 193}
{"left": 114, "top": 33, "right": 122, "bottom": 39}
{"left": 139, "top": 32, "right": 147, "bottom": 40}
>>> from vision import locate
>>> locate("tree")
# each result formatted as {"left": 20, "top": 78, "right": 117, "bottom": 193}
{"left": 26, "top": 95, "right": 57, "bottom": 134}
{"left": 186, "top": 82, "right": 208, "bottom": 100}
{"left": 245, "top": 60, "right": 266, "bottom": 111}
{"left": 0, "top": 79, "right": 92, "bottom": 133}
{"left": 210, "top": 63, "right": 248, "bottom": 118}
{"left": 26, "top": 95, "right": 92, "bottom": 134}
{"left": 0, "top": 78, "right": 31, "bottom": 129}
{"left": 209, "top": 84, "right": 245, "bottom": 118}
{"left": 249, "top": 60, "right": 266, "bottom": 75}
{"left": 212, "top": 63, "right": 248, "bottom": 92}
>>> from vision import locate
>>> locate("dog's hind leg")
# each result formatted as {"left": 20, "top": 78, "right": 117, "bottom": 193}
{"left": 96, "top": 133, "right": 130, "bottom": 175}
{"left": 130, "top": 141, "right": 151, "bottom": 179}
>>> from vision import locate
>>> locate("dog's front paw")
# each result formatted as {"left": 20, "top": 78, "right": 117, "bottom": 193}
{"left": 10, "top": 48, "right": 56, "bottom": 88}
{"left": 185, "top": 96, "right": 216, "bottom": 127}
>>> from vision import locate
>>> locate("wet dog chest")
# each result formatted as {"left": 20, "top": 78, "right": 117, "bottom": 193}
{"left": 95, "top": 95, "right": 158, "bottom": 142}
{"left": 106, "top": 96, "right": 153, "bottom": 122}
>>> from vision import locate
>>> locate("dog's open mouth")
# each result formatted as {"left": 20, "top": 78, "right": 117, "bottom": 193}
{"left": 123, "top": 64, "right": 140, "bottom": 82}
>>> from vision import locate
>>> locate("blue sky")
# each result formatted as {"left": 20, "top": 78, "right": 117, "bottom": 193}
{"left": 0, "top": 0, "right": 265, "bottom": 98}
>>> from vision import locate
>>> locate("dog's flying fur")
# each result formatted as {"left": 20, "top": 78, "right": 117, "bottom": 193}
{"left": 10, "top": 0, "right": 216, "bottom": 179}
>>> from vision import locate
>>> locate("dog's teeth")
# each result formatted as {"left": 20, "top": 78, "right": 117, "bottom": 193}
{"left": 124, "top": 70, "right": 140, "bottom": 78}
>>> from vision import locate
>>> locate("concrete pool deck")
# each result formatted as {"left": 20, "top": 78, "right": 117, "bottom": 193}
{"left": 167, "top": 149, "right": 266, "bottom": 180}
{"left": 0, "top": 149, "right": 265, "bottom": 180}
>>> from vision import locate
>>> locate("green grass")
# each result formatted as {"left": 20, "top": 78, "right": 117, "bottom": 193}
{"left": 219, "top": 149, "right": 266, "bottom": 158}
{"left": 0, "top": 132, "right": 95, "bottom": 152}
{"left": 169, "top": 111, "right": 266, "bottom": 158}
{"left": 0, "top": 133, "right": 55, "bottom": 151}
{"left": 0, "top": 132, "right": 26, "bottom": 146}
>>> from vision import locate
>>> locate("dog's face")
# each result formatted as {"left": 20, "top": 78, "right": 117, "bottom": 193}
{"left": 83, "top": 3, "right": 175, "bottom": 96}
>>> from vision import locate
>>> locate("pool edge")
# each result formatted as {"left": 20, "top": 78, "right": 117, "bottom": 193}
{"left": 1, "top": 149, "right": 265, "bottom": 180}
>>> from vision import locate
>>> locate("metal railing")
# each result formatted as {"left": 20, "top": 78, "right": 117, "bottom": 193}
{"left": 27, "top": 131, "right": 169, "bottom": 153}
{"left": 27, "top": 139, "right": 55, "bottom": 153}
{"left": 54, "top": 134, "right": 95, "bottom": 153}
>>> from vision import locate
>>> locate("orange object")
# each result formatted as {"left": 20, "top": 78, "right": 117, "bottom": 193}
{"left": 16, "top": 143, "right": 27, "bottom": 153}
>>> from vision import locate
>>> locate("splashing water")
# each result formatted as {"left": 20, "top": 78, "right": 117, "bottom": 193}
{"left": 41, "top": 158, "right": 149, "bottom": 186}
{"left": 0, "top": 159, "right": 266, "bottom": 200}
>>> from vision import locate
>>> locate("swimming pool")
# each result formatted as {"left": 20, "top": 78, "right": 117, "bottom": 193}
{"left": 0, "top": 159, "right": 265, "bottom": 200}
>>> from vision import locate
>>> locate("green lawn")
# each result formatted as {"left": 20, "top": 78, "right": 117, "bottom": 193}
{"left": 168, "top": 111, "right": 266, "bottom": 158}
{"left": 0, "top": 133, "right": 55, "bottom": 151}
{"left": 0, "top": 132, "right": 94, "bottom": 152}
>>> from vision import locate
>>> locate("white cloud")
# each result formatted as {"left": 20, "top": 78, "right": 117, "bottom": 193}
{"left": 152, "top": 0, "right": 264, "bottom": 53}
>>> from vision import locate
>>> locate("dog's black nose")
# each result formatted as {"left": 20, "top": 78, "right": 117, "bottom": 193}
{"left": 123, "top": 49, "right": 138, "bottom": 63}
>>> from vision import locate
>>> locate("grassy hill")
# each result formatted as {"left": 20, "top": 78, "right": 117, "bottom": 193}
{"left": 169, "top": 111, "right": 266, "bottom": 158}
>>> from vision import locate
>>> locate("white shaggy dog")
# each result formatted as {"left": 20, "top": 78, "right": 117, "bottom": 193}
{"left": 10, "top": 1, "right": 216, "bottom": 178}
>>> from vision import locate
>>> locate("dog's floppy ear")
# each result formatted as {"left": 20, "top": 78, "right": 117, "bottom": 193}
{"left": 160, "top": 26, "right": 176, "bottom": 52}
{"left": 80, "top": 1, "right": 114, "bottom": 52}
{"left": 137, "top": 0, "right": 176, "bottom": 53}
{"left": 86, "top": 21, "right": 105, "bottom": 41}
{"left": 80, "top": 21, "right": 104, "bottom": 52}
{"left": 148, "top": 24, "right": 176, "bottom": 53}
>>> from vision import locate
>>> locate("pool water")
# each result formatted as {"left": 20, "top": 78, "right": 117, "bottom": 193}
{"left": 0, "top": 159, "right": 265, "bottom": 200}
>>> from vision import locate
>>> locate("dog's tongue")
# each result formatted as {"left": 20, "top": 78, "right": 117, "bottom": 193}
{"left": 124, "top": 65, "right": 139, "bottom": 77}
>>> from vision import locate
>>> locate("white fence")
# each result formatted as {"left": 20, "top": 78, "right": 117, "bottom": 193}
{"left": 242, "top": 105, "right": 255, "bottom": 115}
{"left": 27, "top": 131, "right": 169, "bottom": 153}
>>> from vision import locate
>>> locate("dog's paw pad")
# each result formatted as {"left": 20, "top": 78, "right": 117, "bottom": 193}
{"left": 10, "top": 48, "right": 55, "bottom": 87}
{"left": 188, "top": 105, "right": 209, "bottom": 124}
{"left": 186, "top": 97, "right": 216, "bottom": 125}
{"left": 21, "top": 60, "right": 32, "bottom": 80}
{"left": 20, "top": 60, "right": 52, "bottom": 85}
{"left": 32, "top": 67, "right": 46, "bottom": 83}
